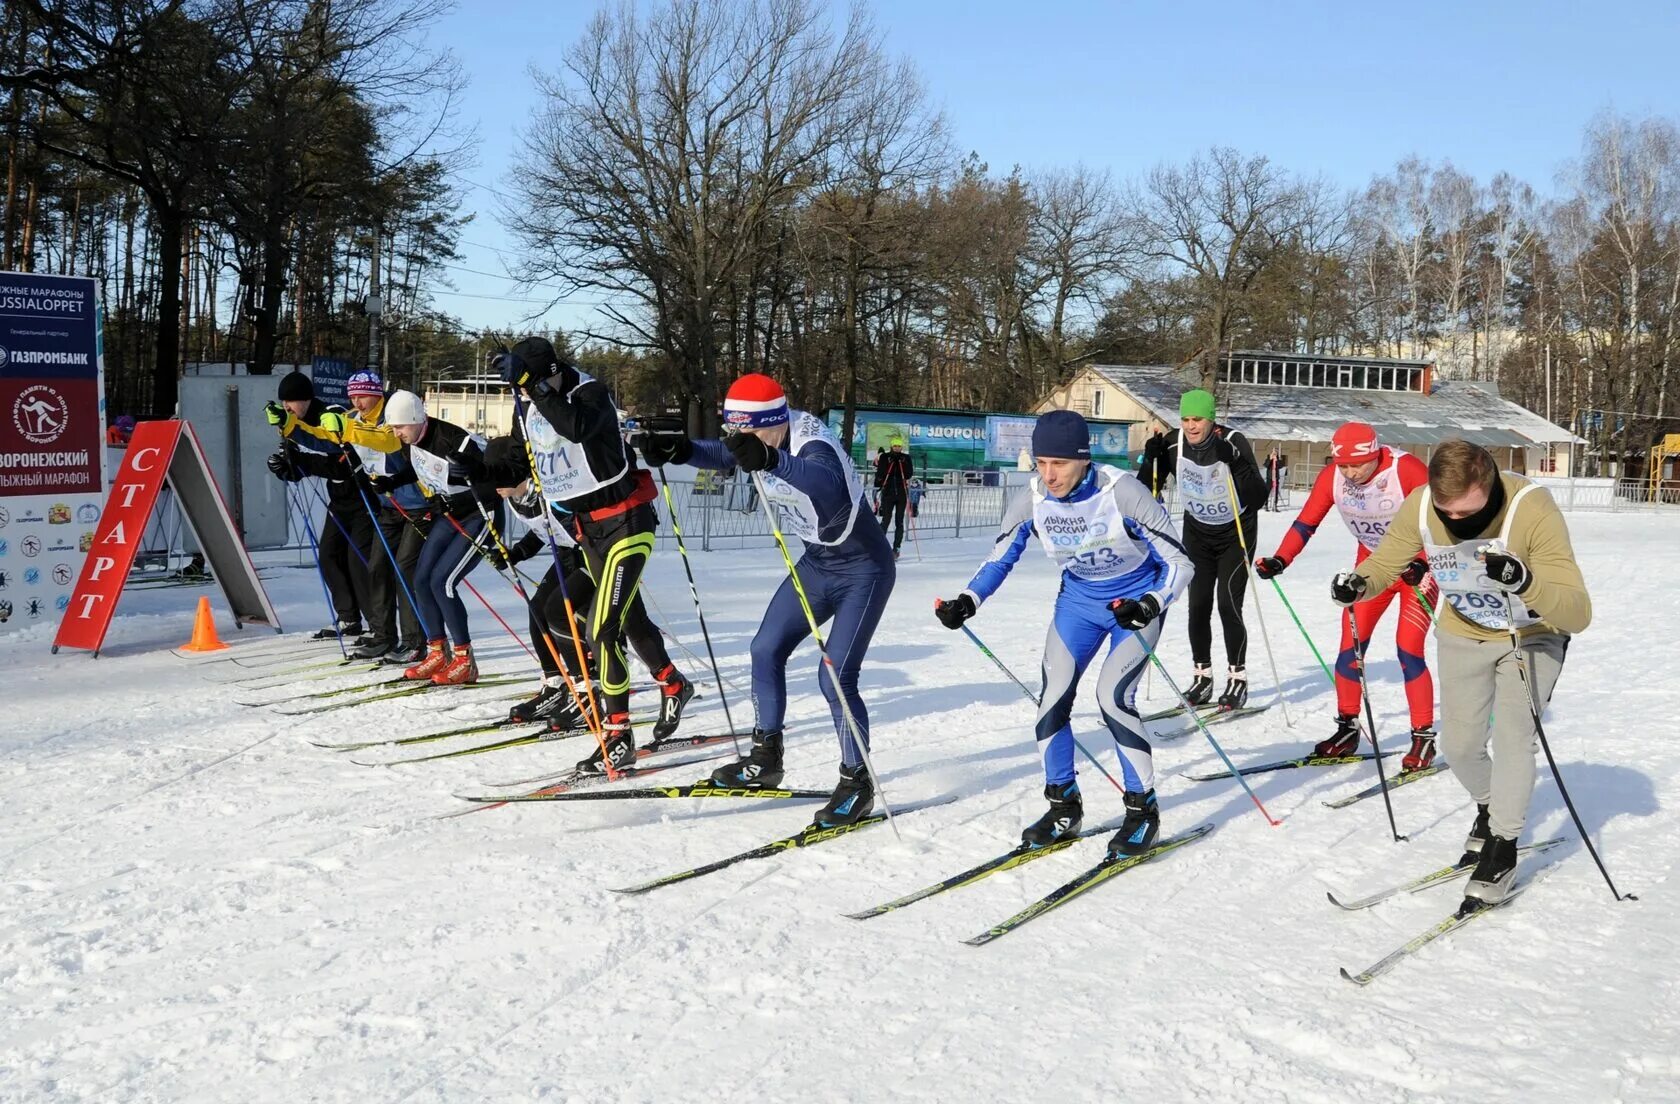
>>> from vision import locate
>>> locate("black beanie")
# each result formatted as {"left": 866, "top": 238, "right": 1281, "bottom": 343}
{"left": 277, "top": 370, "right": 314, "bottom": 402}
{"left": 482, "top": 436, "right": 532, "bottom": 488}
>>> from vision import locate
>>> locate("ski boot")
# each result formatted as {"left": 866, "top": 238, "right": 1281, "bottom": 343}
{"left": 403, "top": 640, "right": 450, "bottom": 681}
{"left": 1107, "top": 788, "right": 1160, "bottom": 858}
{"left": 541, "top": 693, "right": 591, "bottom": 739}
{"left": 1313, "top": 714, "right": 1362, "bottom": 758}
{"left": 1184, "top": 667, "right": 1215, "bottom": 707}
{"left": 314, "top": 619, "right": 363, "bottom": 641}
{"left": 1216, "top": 669, "right": 1248, "bottom": 712}
{"left": 709, "top": 728, "right": 784, "bottom": 789}
{"left": 812, "top": 762, "right": 875, "bottom": 828}
{"left": 350, "top": 636, "right": 395, "bottom": 661}
{"left": 1462, "top": 834, "right": 1519, "bottom": 908}
{"left": 651, "top": 667, "right": 693, "bottom": 742}
{"left": 1460, "top": 804, "right": 1492, "bottom": 866}
{"left": 575, "top": 715, "right": 636, "bottom": 775}
{"left": 510, "top": 677, "right": 568, "bottom": 724}
{"left": 1402, "top": 726, "right": 1437, "bottom": 772}
{"left": 384, "top": 640, "right": 425, "bottom": 666}
{"left": 431, "top": 646, "right": 478, "bottom": 685}
{"left": 1020, "top": 780, "right": 1083, "bottom": 849}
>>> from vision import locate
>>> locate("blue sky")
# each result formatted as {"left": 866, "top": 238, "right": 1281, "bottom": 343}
{"left": 427, "top": 0, "right": 1680, "bottom": 337}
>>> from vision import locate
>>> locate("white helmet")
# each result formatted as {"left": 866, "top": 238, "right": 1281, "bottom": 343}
{"left": 384, "top": 389, "right": 426, "bottom": 426}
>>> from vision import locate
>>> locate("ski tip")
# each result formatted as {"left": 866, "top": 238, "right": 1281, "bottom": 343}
{"left": 960, "top": 933, "right": 998, "bottom": 948}
{"left": 1338, "top": 967, "right": 1372, "bottom": 986}
{"left": 841, "top": 910, "right": 880, "bottom": 921}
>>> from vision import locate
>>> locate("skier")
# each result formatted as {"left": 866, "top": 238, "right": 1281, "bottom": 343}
{"left": 634, "top": 373, "right": 895, "bottom": 827}
{"left": 933, "top": 410, "right": 1191, "bottom": 855}
{"left": 1332, "top": 438, "right": 1591, "bottom": 906}
{"left": 1255, "top": 422, "right": 1440, "bottom": 769}
{"left": 874, "top": 437, "right": 914, "bottom": 559}
{"left": 495, "top": 336, "right": 669, "bottom": 773}
{"left": 1135, "top": 388, "right": 1267, "bottom": 710}
{"left": 382, "top": 390, "right": 491, "bottom": 685}
{"left": 480, "top": 435, "right": 694, "bottom": 740}
{"left": 1264, "top": 447, "right": 1285, "bottom": 511}
{"left": 263, "top": 370, "right": 374, "bottom": 646}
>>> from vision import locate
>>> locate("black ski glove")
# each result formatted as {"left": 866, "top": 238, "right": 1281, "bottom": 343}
{"left": 1211, "top": 428, "right": 1241, "bottom": 467}
{"left": 1480, "top": 547, "right": 1531, "bottom": 592}
{"left": 934, "top": 594, "right": 976, "bottom": 630}
{"left": 367, "top": 473, "right": 395, "bottom": 496}
{"left": 1399, "top": 559, "right": 1429, "bottom": 586}
{"left": 1254, "top": 556, "right": 1286, "bottom": 580}
{"left": 637, "top": 429, "right": 693, "bottom": 467}
{"left": 427, "top": 494, "right": 451, "bottom": 518}
{"left": 1109, "top": 594, "right": 1160, "bottom": 630}
{"left": 1330, "top": 571, "right": 1368, "bottom": 607}
{"left": 484, "top": 544, "right": 508, "bottom": 572}
{"left": 724, "top": 432, "right": 777, "bottom": 473}
{"left": 506, "top": 544, "right": 533, "bottom": 568}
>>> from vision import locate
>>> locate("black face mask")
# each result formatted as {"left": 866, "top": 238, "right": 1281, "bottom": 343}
{"left": 1434, "top": 476, "right": 1506, "bottom": 541}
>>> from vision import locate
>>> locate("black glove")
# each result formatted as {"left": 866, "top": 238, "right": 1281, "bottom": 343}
{"left": 1211, "top": 428, "right": 1241, "bottom": 466}
{"left": 934, "top": 594, "right": 977, "bottom": 630}
{"left": 637, "top": 430, "right": 693, "bottom": 467}
{"left": 1143, "top": 432, "right": 1168, "bottom": 460}
{"left": 266, "top": 451, "right": 300, "bottom": 481}
{"left": 1481, "top": 548, "right": 1531, "bottom": 592}
{"left": 1330, "top": 571, "right": 1368, "bottom": 607}
{"left": 367, "top": 473, "right": 394, "bottom": 496}
{"left": 1399, "top": 559, "right": 1428, "bottom": 586}
{"left": 1255, "top": 556, "right": 1286, "bottom": 580}
{"left": 506, "top": 543, "right": 533, "bottom": 568}
{"left": 494, "top": 350, "right": 553, "bottom": 390}
{"left": 484, "top": 544, "right": 508, "bottom": 572}
{"left": 427, "top": 494, "right": 450, "bottom": 518}
{"left": 1109, "top": 593, "right": 1160, "bottom": 630}
{"left": 447, "top": 455, "right": 480, "bottom": 487}
{"left": 724, "top": 432, "right": 777, "bottom": 473}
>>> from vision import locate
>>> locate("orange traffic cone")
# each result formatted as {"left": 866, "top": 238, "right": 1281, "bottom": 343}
{"left": 181, "top": 595, "right": 229, "bottom": 652}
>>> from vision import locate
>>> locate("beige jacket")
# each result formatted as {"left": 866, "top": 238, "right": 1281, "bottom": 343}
{"left": 1354, "top": 472, "right": 1592, "bottom": 642}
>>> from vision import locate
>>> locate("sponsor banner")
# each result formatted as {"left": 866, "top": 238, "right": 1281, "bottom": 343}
{"left": 0, "top": 271, "right": 106, "bottom": 633}
{"left": 830, "top": 408, "right": 1136, "bottom": 472}
{"left": 310, "top": 356, "right": 352, "bottom": 407}
{"left": 984, "top": 415, "right": 1038, "bottom": 463}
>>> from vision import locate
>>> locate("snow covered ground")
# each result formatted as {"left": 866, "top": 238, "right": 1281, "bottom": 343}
{"left": 2, "top": 509, "right": 1676, "bottom": 1103}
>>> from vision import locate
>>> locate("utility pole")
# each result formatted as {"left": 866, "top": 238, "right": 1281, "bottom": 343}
{"left": 366, "top": 222, "right": 383, "bottom": 373}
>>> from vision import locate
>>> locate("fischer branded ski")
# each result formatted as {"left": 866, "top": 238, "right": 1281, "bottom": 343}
{"left": 435, "top": 741, "right": 747, "bottom": 820}
{"left": 480, "top": 730, "right": 748, "bottom": 788}
{"left": 236, "top": 671, "right": 406, "bottom": 705}
{"left": 1323, "top": 763, "right": 1449, "bottom": 809}
{"left": 320, "top": 710, "right": 656, "bottom": 754}
{"left": 1339, "top": 864, "right": 1558, "bottom": 986}
{"left": 845, "top": 820, "right": 1124, "bottom": 920}
{"left": 463, "top": 780, "right": 832, "bottom": 804}
{"left": 273, "top": 676, "right": 523, "bottom": 715}
{"left": 1186, "top": 748, "right": 1379, "bottom": 783}
{"left": 1327, "top": 837, "right": 1566, "bottom": 911}
{"left": 963, "top": 824, "right": 1214, "bottom": 946}
{"left": 1153, "top": 704, "right": 1272, "bottom": 741}
{"left": 610, "top": 797, "right": 958, "bottom": 895}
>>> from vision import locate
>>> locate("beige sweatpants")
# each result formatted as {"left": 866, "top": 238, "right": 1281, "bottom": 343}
{"left": 1436, "top": 631, "right": 1568, "bottom": 840}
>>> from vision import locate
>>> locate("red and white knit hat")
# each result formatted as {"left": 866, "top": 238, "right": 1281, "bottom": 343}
{"left": 1331, "top": 421, "right": 1380, "bottom": 462}
{"left": 723, "top": 373, "right": 790, "bottom": 430}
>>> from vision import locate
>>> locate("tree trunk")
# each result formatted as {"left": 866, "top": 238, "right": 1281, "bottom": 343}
{"left": 249, "top": 228, "right": 291, "bottom": 376}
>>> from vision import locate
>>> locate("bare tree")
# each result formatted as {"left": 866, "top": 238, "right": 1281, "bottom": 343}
{"left": 1029, "top": 164, "right": 1132, "bottom": 377}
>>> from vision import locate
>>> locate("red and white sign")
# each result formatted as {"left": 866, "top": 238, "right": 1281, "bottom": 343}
{"left": 53, "top": 420, "right": 278, "bottom": 655}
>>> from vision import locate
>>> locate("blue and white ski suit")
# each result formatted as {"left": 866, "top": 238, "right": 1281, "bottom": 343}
{"left": 962, "top": 464, "right": 1192, "bottom": 792}
{"left": 690, "top": 411, "right": 896, "bottom": 765}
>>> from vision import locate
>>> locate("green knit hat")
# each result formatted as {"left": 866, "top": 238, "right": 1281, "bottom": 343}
{"left": 1180, "top": 388, "right": 1216, "bottom": 420}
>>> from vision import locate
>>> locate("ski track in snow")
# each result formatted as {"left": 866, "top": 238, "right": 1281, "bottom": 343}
{"left": 1, "top": 514, "right": 1677, "bottom": 1103}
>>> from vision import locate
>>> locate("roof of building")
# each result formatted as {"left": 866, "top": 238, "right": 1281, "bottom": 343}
{"left": 1087, "top": 363, "right": 1582, "bottom": 448}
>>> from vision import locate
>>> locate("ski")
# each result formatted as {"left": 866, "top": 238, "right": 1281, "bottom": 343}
{"left": 962, "top": 824, "right": 1215, "bottom": 946}
{"left": 1323, "top": 763, "right": 1450, "bottom": 809}
{"left": 462, "top": 780, "right": 832, "bottom": 804}
{"left": 845, "top": 820, "right": 1124, "bottom": 920}
{"left": 316, "top": 709, "right": 656, "bottom": 752}
{"left": 1339, "top": 864, "right": 1558, "bottom": 986}
{"left": 435, "top": 745, "right": 744, "bottom": 820}
{"left": 481, "top": 730, "right": 748, "bottom": 788}
{"left": 234, "top": 668, "right": 392, "bottom": 701}
{"left": 224, "top": 658, "right": 374, "bottom": 685}
{"left": 1326, "top": 837, "right": 1566, "bottom": 911}
{"left": 1153, "top": 703, "right": 1272, "bottom": 741}
{"left": 1186, "top": 747, "right": 1378, "bottom": 783}
{"left": 610, "top": 797, "right": 958, "bottom": 895}
{"left": 272, "top": 676, "right": 524, "bottom": 715}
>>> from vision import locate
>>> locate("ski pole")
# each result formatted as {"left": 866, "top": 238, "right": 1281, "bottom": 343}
{"left": 274, "top": 428, "right": 351, "bottom": 659}
{"left": 1137, "top": 634, "right": 1281, "bottom": 827}
{"left": 1266, "top": 577, "right": 1335, "bottom": 688}
{"left": 1496, "top": 584, "right": 1634, "bottom": 902}
{"left": 325, "top": 429, "right": 436, "bottom": 644}
{"left": 750, "top": 470, "right": 902, "bottom": 839}
{"left": 427, "top": 505, "right": 543, "bottom": 666}
{"left": 655, "top": 467, "right": 740, "bottom": 756}
{"left": 508, "top": 390, "right": 610, "bottom": 741}
{"left": 469, "top": 494, "right": 616, "bottom": 770}
{"left": 958, "top": 623, "right": 1125, "bottom": 794}
{"left": 1225, "top": 473, "right": 1294, "bottom": 727}
{"left": 1346, "top": 612, "right": 1406, "bottom": 843}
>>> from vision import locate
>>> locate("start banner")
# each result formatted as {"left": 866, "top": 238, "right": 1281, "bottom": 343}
{"left": 0, "top": 270, "right": 106, "bottom": 633}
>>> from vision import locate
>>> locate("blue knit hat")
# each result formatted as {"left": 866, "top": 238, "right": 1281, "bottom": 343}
{"left": 1032, "top": 410, "right": 1090, "bottom": 460}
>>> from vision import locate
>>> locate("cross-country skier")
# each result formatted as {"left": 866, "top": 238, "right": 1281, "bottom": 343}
{"left": 479, "top": 435, "right": 694, "bottom": 740}
{"left": 933, "top": 410, "right": 1191, "bottom": 855}
{"left": 634, "top": 373, "right": 895, "bottom": 827}
{"left": 874, "top": 437, "right": 914, "bottom": 559}
{"left": 1255, "top": 422, "right": 1440, "bottom": 769}
{"left": 263, "top": 370, "right": 373, "bottom": 645}
{"left": 495, "top": 336, "right": 670, "bottom": 774}
{"left": 1135, "top": 388, "right": 1267, "bottom": 710}
{"left": 382, "top": 390, "right": 490, "bottom": 685}
{"left": 1333, "top": 438, "right": 1591, "bottom": 907}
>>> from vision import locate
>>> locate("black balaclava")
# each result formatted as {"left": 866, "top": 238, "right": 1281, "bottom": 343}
{"left": 1435, "top": 475, "right": 1507, "bottom": 541}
